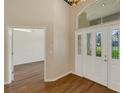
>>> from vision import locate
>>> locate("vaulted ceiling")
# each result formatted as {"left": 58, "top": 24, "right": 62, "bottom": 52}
{"left": 85, "top": 0, "right": 120, "bottom": 20}
{"left": 64, "top": 0, "right": 72, "bottom": 6}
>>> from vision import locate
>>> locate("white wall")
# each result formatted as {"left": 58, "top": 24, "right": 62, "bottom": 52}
{"left": 13, "top": 29, "right": 45, "bottom": 65}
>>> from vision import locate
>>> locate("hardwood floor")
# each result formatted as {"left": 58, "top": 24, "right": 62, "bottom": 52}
{"left": 4, "top": 61, "right": 118, "bottom": 93}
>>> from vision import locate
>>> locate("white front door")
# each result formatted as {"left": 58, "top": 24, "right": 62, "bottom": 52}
{"left": 92, "top": 27, "right": 108, "bottom": 86}
{"left": 84, "top": 27, "right": 108, "bottom": 86}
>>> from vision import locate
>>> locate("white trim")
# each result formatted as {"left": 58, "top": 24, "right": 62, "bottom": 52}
{"left": 4, "top": 82, "right": 8, "bottom": 85}
{"left": 44, "top": 71, "right": 84, "bottom": 82}
{"left": 8, "top": 28, "right": 13, "bottom": 84}
{"left": 7, "top": 25, "right": 47, "bottom": 30}
{"left": 43, "top": 30, "right": 47, "bottom": 83}
{"left": 44, "top": 71, "right": 72, "bottom": 82}
{"left": 4, "top": 80, "right": 12, "bottom": 85}
{"left": 76, "top": 20, "right": 120, "bottom": 32}
{"left": 71, "top": 71, "right": 83, "bottom": 77}
{"left": 108, "top": 82, "right": 120, "bottom": 92}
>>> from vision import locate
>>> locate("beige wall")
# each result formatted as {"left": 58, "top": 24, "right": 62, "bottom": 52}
{"left": 4, "top": 0, "right": 71, "bottom": 83}
{"left": 53, "top": 0, "right": 71, "bottom": 79}
{"left": 4, "top": 0, "right": 54, "bottom": 83}
{"left": 4, "top": 0, "right": 53, "bottom": 82}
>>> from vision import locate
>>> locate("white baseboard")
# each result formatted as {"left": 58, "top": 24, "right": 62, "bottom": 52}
{"left": 70, "top": 71, "right": 77, "bottom": 75}
{"left": 108, "top": 82, "right": 120, "bottom": 92}
{"left": 45, "top": 71, "right": 72, "bottom": 82}
{"left": 4, "top": 81, "right": 10, "bottom": 85}
{"left": 70, "top": 71, "right": 83, "bottom": 77}
{"left": 4, "top": 78, "right": 13, "bottom": 85}
{"left": 4, "top": 82, "right": 8, "bottom": 85}
{"left": 14, "top": 60, "right": 44, "bottom": 66}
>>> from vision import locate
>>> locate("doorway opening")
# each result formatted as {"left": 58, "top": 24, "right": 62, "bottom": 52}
{"left": 8, "top": 27, "right": 46, "bottom": 84}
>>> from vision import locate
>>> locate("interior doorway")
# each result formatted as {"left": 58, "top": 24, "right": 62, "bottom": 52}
{"left": 8, "top": 27, "right": 46, "bottom": 83}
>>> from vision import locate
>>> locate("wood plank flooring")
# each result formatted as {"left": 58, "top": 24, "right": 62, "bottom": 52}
{"left": 4, "top": 61, "right": 118, "bottom": 93}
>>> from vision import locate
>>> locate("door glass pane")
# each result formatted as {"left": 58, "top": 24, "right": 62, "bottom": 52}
{"left": 96, "top": 32, "right": 102, "bottom": 57}
{"left": 87, "top": 33, "right": 92, "bottom": 56}
{"left": 78, "top": 35, "right": 81, "bottom": 55}
{"left": 112, "top": 29, "right": 120, "bottom": 59}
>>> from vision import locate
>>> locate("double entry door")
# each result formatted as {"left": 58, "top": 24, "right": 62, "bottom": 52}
{"left": 75, "top": 23, "right": 120, "bottom": 92}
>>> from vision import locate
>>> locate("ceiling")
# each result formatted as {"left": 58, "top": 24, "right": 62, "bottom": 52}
{"left": 84, "top": 0, "right": 120, "bottom": 20}
{"left": 64, "top": 0, "right": 72, "bottom": 6}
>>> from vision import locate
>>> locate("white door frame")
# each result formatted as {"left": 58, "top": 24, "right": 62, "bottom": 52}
{"left": 7, "top": 26, "right": 47, "bottom": 84}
